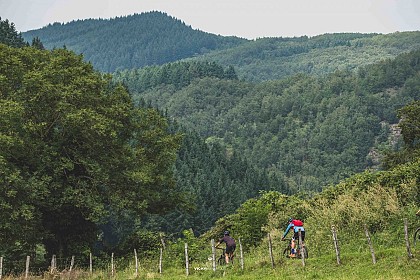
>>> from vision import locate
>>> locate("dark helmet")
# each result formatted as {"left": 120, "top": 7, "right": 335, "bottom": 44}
{"left": 288, "top": 217, "right": 293, "bottom": 223}
{"left": 224, "top": 230, "right": 230, "bottom": 235}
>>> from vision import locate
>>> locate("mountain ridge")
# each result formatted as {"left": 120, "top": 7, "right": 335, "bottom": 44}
{"left": 22, "top": 11, "right": 247, "bottom": 72}
{"left": 22, "top": 12, "right": 420, "bottom": 82}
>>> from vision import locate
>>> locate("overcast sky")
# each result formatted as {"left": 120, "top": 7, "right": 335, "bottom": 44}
{"left": 1, "top": 0, "right": 420, "bottom": 39}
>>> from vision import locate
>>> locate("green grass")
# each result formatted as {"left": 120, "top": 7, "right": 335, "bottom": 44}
{"left": 153, "top": 248, "right": 419, "bottom": 280}
{"left": 41, "top": 246, "right": 417, "bottom": 280}
{"left": 3, "top": 239, "right": 419, "bottom": 279}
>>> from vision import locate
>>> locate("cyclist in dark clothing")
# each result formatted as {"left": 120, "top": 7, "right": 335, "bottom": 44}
{"left": 216, "top": 230, "right": 236, "bottom": 264}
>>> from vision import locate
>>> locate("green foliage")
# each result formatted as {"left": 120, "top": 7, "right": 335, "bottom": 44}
{"left": 2, "top": 18, "right": 420, "bottom": 276}
{"left": 164, "top": 229, "right": 209, "bottom": 268}
{"left": 194, "top": 32, "right": 420, "bottom": 82}
{"left": 113, "top": 60, "right": 238, "bottom": 93}
{"left": 126, "top": 49, "right": 420, "bottom": 194}
{"left": 305, "top": 162, "right": 419, "bottom": 254}
{"left": 116, "top": 229, "right": 162, "bottom": 258}
{"left": 141, "top": 128, "right": 288, "bottom": 236}
{"left": 398, "top": 100, "right": 420, "bottom": 149}
{"left": 142, "top": 155, "right": 419, "bottom": 279}
{"left": 22, "top": 13, "right": 420, "bottom": 82}
{"left": 22, "top": 12, "right": 246, "bottom": 72}
{"left": 0, "top": 44, "right": 182, "bottom": 260}
{"left": 214, "top": 158, "right": 419, "bottom": 260}
{"left": 31, "top": 36, "right": 44, "bottom": 50}
{"left": 0, "top": 17, "right": 26, "bottom": 47}
{"left": 383, "top": 100, "right": 420, "bottom": 169}
{"left": 229, "top": 192, "right": 279, "bottom": 247}
{"left": 204, "top": 103, "right": 420, "bottom": 253}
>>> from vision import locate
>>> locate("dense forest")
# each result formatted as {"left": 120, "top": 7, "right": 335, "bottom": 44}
{"left": 114, "top": 49, "right": 420, "bottom": 195}
{"left": 21, "top": 12, "right": 420, "bottom": 82}
{"left": 0, "top": 18, "right": 286, "bottom": 260}
{"left": 204, "top": 98, "right": 420, "bottom": 250}
{"left": 1, "top": 15, "right": 419, "bottom": 277}
{"left": 22, "top": 12, "right": 246, "bottom": 72}
{"left": 191, "top": 31, "right": 420, "bottom": 81}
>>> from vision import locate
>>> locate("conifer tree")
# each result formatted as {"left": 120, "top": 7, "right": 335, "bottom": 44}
{"left": 0, "top": 17, "right": 26, "bottom": 47}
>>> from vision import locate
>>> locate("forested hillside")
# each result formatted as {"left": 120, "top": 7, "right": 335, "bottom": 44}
{"left": 0, "top": 18, "right": 288, "bottom": 258}
{"left": 206, "top": 99, "right": 420, "bottom": 254}
{"left": 21, "top": 11, "right": 246, "bottom": 72}
{"left": 140, "top": 128, "right": 289, "bottom": 237}
{"left": 115, "top": 49, "right": 420, "bottom": 194}
{"left": 22, "top": 13, "right": 420, "bottom": 81}
{"left": 1, "top": 15, "right": 420, "bottom": 279}
{"left": 190, "top": 31, "right": 420, "bottom": 81}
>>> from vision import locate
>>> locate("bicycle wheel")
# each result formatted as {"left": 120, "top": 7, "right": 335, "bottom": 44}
{"left": 414, "top": 227, "right": 420, "bottom": 246}
{"left": 283, "top": 246, "right": 291, "bottom": 258}
{"left": 217, "top": 255, "right": 226, "bottom": 266}
{"left": 295, "top": 244, "right": 308, "bottom": 259}
{"left": 301, "top": 246, "right": 309, "bottom": 259}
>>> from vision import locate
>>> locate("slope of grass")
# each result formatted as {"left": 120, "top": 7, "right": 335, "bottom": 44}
{"left": 5, "top": 239, "right": 417, "bottom": 279}
{"left": 80, "top": 246, "right": 419, "bottom": 279}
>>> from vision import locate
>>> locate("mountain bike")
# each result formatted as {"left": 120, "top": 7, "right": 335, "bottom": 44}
{"left": 414, "top": 227, "right": 420, "bottom": 246}
{"left": 282, "top": 238, "right": 308, "bottom": 259}
{"left": 216, "top": 247, "right": 234, "bottom": 265}
{"left": 414, "top": 210, "right": 420, "bottom": 246}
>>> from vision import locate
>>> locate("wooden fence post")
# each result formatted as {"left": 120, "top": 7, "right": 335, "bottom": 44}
{"left": 160, "top": 234, "right": 166, "bottom": 251}
{"left": 184, "top": 243, "right": 189, "bottom": 276}
{"left": 25, "top": 255, "right": 30, "bottom": 279}
{"left": 331, "top": 226, "right": 341, "bottom": 265}
{"left": 69, "top": 256, "right": 75, "bottom": 273}
{"left": 239, "top": 237, "right": 244, "bottom": 270}
{"left": 0, "top": 256, "right": 3, "bottom": 280}
{"left": 268, "top": 233, "right": 275, "bottom": 268}
{"left": 111, "top": 253, "right": 115, "bottom": 277}
{"left": 159, "top": 247, "right": 163, "bottom": 274}
{"left": 211, "top": 239, "right": 216, "bottom": 271}
{"left": 134, "top": 249, "right": 138, "bottom": 277}
{"left": 89, "top": 253, "right": 93, "bottom": 274}
{"left": 298, "top": 229, "right": 305, "bottom": 267}
{"left": 403, "top": 219, "right": 413, "bottom": 259}
{"left": 364, "top": 224, "right": 377, "bottom": 264}
{"left": 50, "top": 254, "right": 56, "bottom": 273}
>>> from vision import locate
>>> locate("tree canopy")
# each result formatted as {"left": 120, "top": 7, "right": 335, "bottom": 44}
{"left": 0, "top": 17, "right": 26, "bottom": 47}
{"left": 118, "top": 49, "right": 420, "bottom": 194}
{"left": 0, "top": 44, "right": 182, "bottom": 257}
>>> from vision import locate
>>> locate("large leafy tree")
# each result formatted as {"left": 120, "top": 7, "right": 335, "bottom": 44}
{"left": 383, "top": 100, "right": 420, "bottom": 169}
{"left": 398, "top": 100, "right": 420, "bottom": 149}
{"left": 0, "top": 44, "right": 182, "bottom": 258}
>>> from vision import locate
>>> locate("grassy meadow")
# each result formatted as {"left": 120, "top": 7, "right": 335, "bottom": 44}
{"left": 4, "top": 229, "right": 419, "bottom": 280}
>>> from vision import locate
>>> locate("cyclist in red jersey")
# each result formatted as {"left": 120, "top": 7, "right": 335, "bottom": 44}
{"left": 281, "top": 218, "right": 305, "bottom": 258}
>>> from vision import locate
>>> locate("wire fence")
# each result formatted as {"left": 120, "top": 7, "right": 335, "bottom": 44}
{"left": 0, "top": 221, "right": 418, "bottom": 279}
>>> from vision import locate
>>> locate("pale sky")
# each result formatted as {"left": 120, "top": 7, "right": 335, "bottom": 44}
{"left": 1, "top": 0, "right": 420, "bottom": 39}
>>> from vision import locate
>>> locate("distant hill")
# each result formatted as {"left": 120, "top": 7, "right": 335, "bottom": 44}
{"left": 22, "top": 11, "right": 247, "bottom": 72}
{"left": 189, "top": 31, "right": 420, "bottom": 81}
{"left": 22, "top": 12, "right": 420, "bottom": 81}
{"left": 115, "top": 49, "right": 420, "bottom": 193}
